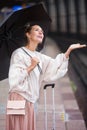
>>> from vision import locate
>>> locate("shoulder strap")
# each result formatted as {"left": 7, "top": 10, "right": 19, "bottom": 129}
{"left": 21, "top": 48, "right": 32, "bottom": 58}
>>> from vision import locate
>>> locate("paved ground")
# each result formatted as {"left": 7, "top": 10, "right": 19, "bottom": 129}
{"left": 0, "top": 37, "right": 86, "bottom": 130}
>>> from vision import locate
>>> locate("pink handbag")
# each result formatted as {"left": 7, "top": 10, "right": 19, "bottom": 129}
{"left": 6, "top": 100, "right": 26, "bottom": 115}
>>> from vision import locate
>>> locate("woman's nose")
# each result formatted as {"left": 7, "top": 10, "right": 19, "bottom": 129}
{"left": 39, "top": 30, "right": 44, "bottom": 34}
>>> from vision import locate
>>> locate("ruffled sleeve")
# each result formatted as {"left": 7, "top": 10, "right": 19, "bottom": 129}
{"left": 41, "top": 53, "right": 69, "bottom": 83}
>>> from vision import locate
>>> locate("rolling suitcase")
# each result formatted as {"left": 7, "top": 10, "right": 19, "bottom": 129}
{"left": 44, "top": 84, "right": 55, "bottom": 130}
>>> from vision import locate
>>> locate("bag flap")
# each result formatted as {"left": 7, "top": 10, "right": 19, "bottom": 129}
{"left": 7, "top": 100, "right": 26, "bottom": 109}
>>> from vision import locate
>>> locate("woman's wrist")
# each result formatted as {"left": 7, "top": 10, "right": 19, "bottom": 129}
{"left": 64, "top": 47, "right": 72, "bottom": 58}
{"left": 27, "top": 65, "right": 35, "bottom": 73}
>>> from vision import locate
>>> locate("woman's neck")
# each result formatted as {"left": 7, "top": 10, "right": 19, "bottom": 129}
{"left": 25, "top": 42, "right": 38, "bottom": 51}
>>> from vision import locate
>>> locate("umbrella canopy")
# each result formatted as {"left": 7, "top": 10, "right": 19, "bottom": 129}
{"left": 0, "top": 3, "right": 52, "bottom": 80}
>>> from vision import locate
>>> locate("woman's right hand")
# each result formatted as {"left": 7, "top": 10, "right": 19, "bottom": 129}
{"left": 27, "top": 57, "right": 39, "bottom": 73}
{"left": 31, "top": 57, "right": 40, "bottom": 68}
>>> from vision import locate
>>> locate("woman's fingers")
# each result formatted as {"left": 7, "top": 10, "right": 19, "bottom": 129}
{"left": 31, "top": 57, "right": 39, "bottom": 67}
{"left": 70, "top": 43, "right": 86, "bottom": 50}
{"left": 76, "top": 43, "right": 86, "bottom": 48}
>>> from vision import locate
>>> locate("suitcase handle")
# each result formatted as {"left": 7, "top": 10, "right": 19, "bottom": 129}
{"left": 44, "top": 84, "right": 55, "bottom": 89}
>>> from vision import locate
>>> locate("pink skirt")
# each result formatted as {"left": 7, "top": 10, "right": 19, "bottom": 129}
{"left": 6, "top": 92, "right": 36, "bottom": 130}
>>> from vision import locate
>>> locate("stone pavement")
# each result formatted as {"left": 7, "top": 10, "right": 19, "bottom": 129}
{"left": 0, "top": 37, "right": 86, "bottom": 130}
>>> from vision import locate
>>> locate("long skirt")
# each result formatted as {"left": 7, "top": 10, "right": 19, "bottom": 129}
{"left": 6, "top": 92, "right": 36, "bottom": 130}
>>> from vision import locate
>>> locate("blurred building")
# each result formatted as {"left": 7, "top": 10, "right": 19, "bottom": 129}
{"left": 0, "top": 0, "right": 87, "bottom": 38}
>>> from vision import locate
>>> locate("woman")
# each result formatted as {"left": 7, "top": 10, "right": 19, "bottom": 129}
{"left": 6, "top": 23, "right": 86, "bottom": 130}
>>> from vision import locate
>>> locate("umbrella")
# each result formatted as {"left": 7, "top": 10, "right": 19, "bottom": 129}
{"left": 0, "top": 3, "right": 52, "bottom": 80}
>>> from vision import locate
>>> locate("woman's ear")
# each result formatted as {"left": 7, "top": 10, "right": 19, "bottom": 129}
{"left": 26, "top": 32, "right": 29, "bottom": 37}
{"left": 26, "top": 32, "right": 30, "bottom": 39}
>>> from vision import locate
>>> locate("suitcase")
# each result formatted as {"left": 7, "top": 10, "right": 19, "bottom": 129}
{"left": 44, "top": 84, "right": 55, "bottom": 130}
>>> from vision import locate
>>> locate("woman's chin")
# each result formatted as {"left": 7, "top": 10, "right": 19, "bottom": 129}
{"left": 37, "top": 40, "right": 43, "bottom": 44}
{"left": 37, "top": 38, "right": 43, "bottom": 43}
{"left": 38, "top": 42, "right": 42, "bottom": 44}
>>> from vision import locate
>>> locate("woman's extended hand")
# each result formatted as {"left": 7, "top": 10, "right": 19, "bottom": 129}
{"left": 65, "top": 43, "right": 86, "bottom": 58}
{"left": 69, "top": 43, "right": 86, "bottom": 51}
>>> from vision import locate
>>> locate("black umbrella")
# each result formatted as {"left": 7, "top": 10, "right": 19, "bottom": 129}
{"left": 0, "top": 3, "right": 52, "bottom": 80}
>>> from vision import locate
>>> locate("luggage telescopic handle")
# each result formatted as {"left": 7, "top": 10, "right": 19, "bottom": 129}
{"left": 44, "top": 84, "right": 55, "bottom": 89}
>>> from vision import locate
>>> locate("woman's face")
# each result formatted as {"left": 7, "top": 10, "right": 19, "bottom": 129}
{"left": 26, "top": 25, "right": 44, "bottom": 44}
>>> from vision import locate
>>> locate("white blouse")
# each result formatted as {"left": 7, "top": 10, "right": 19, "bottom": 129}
{"left": 8, "top": 47, "right": 69, "bottom": 103}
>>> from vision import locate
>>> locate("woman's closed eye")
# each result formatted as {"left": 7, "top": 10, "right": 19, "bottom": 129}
{"left": 35, "top": 28, "right": 44, "bottom": 34}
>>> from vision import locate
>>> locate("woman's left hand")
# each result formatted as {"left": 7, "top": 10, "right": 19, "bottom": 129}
{"left": 65, "top": 43, "right": 86, "bottom": 58}
{"left": 69, "top": 43, "right": 86, "bottom": 51}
